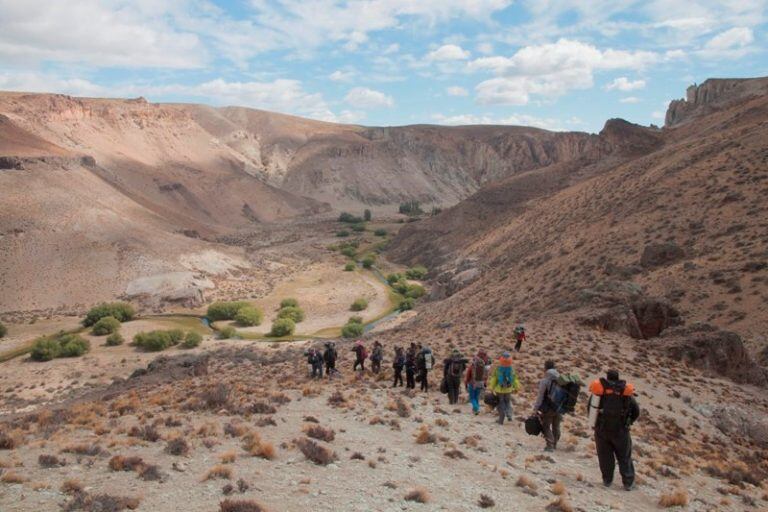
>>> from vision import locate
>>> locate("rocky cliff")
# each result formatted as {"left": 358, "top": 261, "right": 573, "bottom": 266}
{"left": 665, "top": 77, "right": 768, "bottom": 127}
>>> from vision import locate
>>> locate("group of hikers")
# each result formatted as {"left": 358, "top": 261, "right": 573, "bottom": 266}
{"left": 304, "top": 325, "right": 640, "bottom": 491}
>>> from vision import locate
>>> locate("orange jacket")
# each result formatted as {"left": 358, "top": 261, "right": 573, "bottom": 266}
{"left": 589, "top": 379, "right": 634, "bottom": 396}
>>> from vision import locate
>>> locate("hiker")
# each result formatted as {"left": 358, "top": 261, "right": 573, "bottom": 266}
{"left": 371, "top": 340, "right": 384, "bottom": 374}
{"left": 442, "top": 349, "right": 468, "bottom": 405}
{"left": 588, "top": 369, "right": 640, "bottom": 491}
{"left": 533, "top": 360, "right": 561, "bottom": 451}
{"left": 305, "top": 348, "right": 324, "bottom": 379}
{"left": 487, "top": 351, "right": 519, "bottom": 425}
{"left": 405, "top": 343, "right": 417, "bottom": 389}
{"left": 392, "top": 346, "right": 405, "bottom": 387}
{"left": 352, "top": 340, "right": 367, "bottom": 372}
{"left": 514, "top": 325, "right": 526, "bottom": 352}
{"left": 416, "top": 344, "right": 434, "bottom": 392}
{"left": 323, "top": 342, "right": 338, "bottom": 378}
{"left": 465, "top": 349, "right": 489, "bottom": 415}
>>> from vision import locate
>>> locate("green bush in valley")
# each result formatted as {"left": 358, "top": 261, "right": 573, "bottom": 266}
{"left": 405, "top": 265, "right": 428, "bottom": 280}
{"left": 350, "top": 298, "right": 368, "bottom": 311}
{"left": 374, "top": 228, "right": 387, "bottom": 237}
{"left": 344, "top": 263, "right": 356, "bottom": 271}
{"left": 398, "top": 297, "right": 415, "bottom": 311}
{"left": 341, "top": 246, "right": 357, "bottom": 258}
{"left": 393, "top": 279, "right": 409, "bottom": 295}
{"left": 386, "top": 273, "right": 403, "bottom": 285}
{"left": 235, "top": 306, "right": 263, "bottom": 327}
{"left": 398, "top": 200, "right": 423, "bottom": 216}
{"left": 91, "top": 316, "right": 120, "bottom": 336}
{"left": 364, "top": 209, "right": 372, "bottom": 221}
{"left": 167, "top": 329, "right": 184, "bottom": 345}
{"left": 277, "top": 306, "right": 304, "bottom": 323}
{"left": 59, "top": 335, "right": 90, "bottom": 357}
{"left": 0, "top": 322, "right": 6, "bottom": 338}
{"left": 351, "top": 223, "right": 366, "bottom": 232}
{"left": 218, "top": 326, "right": 237, "bottom": 339}
{"left": 182, "top": 331, "right": 203, "bottom": 348}
{"left": 405, "top": 284, "right": 426, "bottom": 299}
{"left": 280, "top": 298, "right": 299, "bottom": 309}
{"left": 348, "top": 316, "right": 363, "bottom": 325}
{"left": 83, "top": 302, "right": 135, "bottom": 326}
{"left": 30, "top": 337, "right": 63, "bottom": 361}
{"left": 341, "top": 321, "right": 364, "bottom": 338}
{"left": 362, "top": 254, "right": 376, "bottom": 269}
{"left": 336, "top": 230, "right": 350, "bottom": 238}
{"left": 106, "top": 332, "right": 124, "bottom": 346}
{"left": 206, "top": 301, "right": 250, "bottom": 322}
{"left": 338, "top": 212, "right": 363, "bottom": 224}
{"left": 31, "top": 333, "right": 91, "bottom": 361}
{"left": 269, "top": 318, "right": 295, "bottom": 337}
{"left": 133, "top": 330, "right": 173, "bottom": 352}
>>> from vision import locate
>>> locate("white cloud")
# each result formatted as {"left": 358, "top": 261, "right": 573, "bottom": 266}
{"left": 702, "top": 27, "right": 754, "bottom": 54}
{"left": 426, "top": 44, "right": 470, "bottom": 61}
{"left": 476, "top": 42, "right": 494, "bottom": 55}
{"left": 431, "top": 112, "right": 566, "bottom": 130}
{"left": 0, "top": 0, "right": 205, "bottom": 69}
{"left": 470, "top": 39, "right": 665, "bottom": 105}
{"left": 383, "top": 43, "right": 400, "bottom": 55}
{"left": 344, "top": 87, "right": 395, "bottom": 108}
{"left": 0, "top": 72, "right": 107, "bottom": 96}
{"left": 446, "top": 86, "right": 469, "bottom": 96}
{"left": 605, "top": 77, "right": 646, "bottom": 91}
{"left": 620, "top": 96, "right": 641, "bottom": 103}
{"left": 329, "top": 69, "right": 356, "bottom": 82}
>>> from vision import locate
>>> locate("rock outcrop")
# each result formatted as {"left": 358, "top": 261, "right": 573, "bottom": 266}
{"left": 665, "top": 77, "right": 768, "bottom": 127}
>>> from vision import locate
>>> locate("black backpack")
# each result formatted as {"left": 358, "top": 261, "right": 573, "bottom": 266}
{"left": 448, "top": 358, "right": 463, "bottom": 379}
{"left": 546, "top": 374, "right": 582, "bottom": 414}
{"left": 598, "top": 379, "right": 630, "bottom": 431}
{"left": 525, "top": 415, "right": 543, "bottom": 436}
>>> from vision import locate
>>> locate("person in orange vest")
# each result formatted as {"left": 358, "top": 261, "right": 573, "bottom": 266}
{"left": 588, "top": 369, "right": 640, "bottom": 490}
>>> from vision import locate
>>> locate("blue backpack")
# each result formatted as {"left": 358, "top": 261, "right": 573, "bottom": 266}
{"left": 498, "top": 366, "right": 514, "bottom": 388}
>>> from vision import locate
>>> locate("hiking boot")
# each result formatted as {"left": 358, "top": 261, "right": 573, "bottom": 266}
{"left": 497, "top": 418, "right": 504, "bottom": 425}
{"left": 544, "top": 447, "right": 554, "bottom": 452}
{"left": 623, "top": 483, "right": 634, "bottom": 491}
{"left": 603, "top": 480, "right": 612, "bottom": 488}
{"left": 473, "top": 410, "right": 479, "bottom": 416}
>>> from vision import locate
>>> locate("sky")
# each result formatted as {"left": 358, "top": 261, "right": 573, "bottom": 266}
{"left": 0, "top": 1, "right": 766, "bottom": 133}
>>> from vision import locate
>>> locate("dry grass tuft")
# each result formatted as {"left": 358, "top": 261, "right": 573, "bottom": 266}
{"left": 220, "top": 451, "right": 237, "bottom": 464}
{"left": 165, "top": 437, "right": 191, "bottom": 456}
{"left": 205, "top": 464, "right": 233, "bottom": 481}
{"left": 444, "top": 449, "right": 466, "bottom": 459}
{"left": 109, "top": 455, "right": 145, "bottom": 472}
{"left": 62, "top": 443, "right": 102, "bottom": 456}
{"left": 242, "top": 432, "right": 276, "bottom": 460}
{"left": 404, "top": 487, "right": 431, "bottom": 503}
{"left": 219, "top": 499, "right": 267, "bottom": 512}
{"left": 551, "top": 481, "right": 566, "bottom": 496}
{"left": 546, "top": 497, "right": 574, "bottom": 512}
{"left": 327, "top": 391, "right": 348, "bottom": 407}
{"left": 659, "top": 489, "right": 690, "bottom": 508}
{"left": 414, "top": 426, "right": 436, "bottom": 445}
{"left": 61, "top": 478, "right": 84, "bottom": 494}
{"left": 1, "top": 471, "right": 26, "bottom": 484}
{"left": 0, "top": 431, "right": 17, "bottom": 450}
{"left": 38, "top": 454, "right": 66, "bottom": 468}
{"left": 62, "top": 490, "right": 140, "bottom": 511}
{"left": 138, "top": 464, "right": 163, "bottom": 481}
{"left": 296, "top": 437, "right": 337, "bottom": 465}
{"left": 478, "top": 494, "right": 495, "bottom": 508}
{"left": 303, "top": 424, "right": 336, "bottom": 442}
{"left": 515, "top": 475, "right": 538, "bottom": 490}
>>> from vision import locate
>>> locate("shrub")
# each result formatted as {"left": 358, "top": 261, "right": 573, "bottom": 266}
{"left": 218, "top": 326, "right": 237, "bottom": 340}
{"left": 296, "top": 437, "right": 337, "bottom": 465}
{"left": 219, "top": 499, "right": 267, "bottom": 512}
{"left": 206, "top": 301, "right": 250, "bottom": 322}
{"left": 398, "top": 298, "right": 415, "bottom": 311}
{"left": 363, "top": 209, "right": 372, "bottom": 221}
{"left": 235, "top": 306, "right": 262, "bottom": 327}
{"left": 393, "top": 279, "right": 409, "bottom": 295}
{"left": 344, "top": 263, "right": 356, "bottom": 271}
{"left": 280, "top": 298, "right": 299, "bottom": 308}
{"left": 351, "top": 223, "right": 365, "bottom": 232}
{"left": 341, "top": 246, "right": 357, "bottom": 258}
{"left": 398, "top": 200, "right": 423, "bottom": 215}
{"left": 91, "top": 316, "right": 120, "bottom": 335}
{"left": 165, "top": 437, "right": 190, "bottom": 456}
{"left": 405, "top": 265, "right": 428, "bottom": 280}
{"left": 31, "top": 333, "right": 90, "bottom": 361}
{"left": 269, "top": 318, "right": 295, "bottom": 337}
{"left": 338, "top": 212, "right": 363, "bottom": 223}
{"left": 106, "top": 332, "right": 124, "bottom": 346}
{"left": 341, "top": 321, "right": 364, "bottom": 339}
{"left": 374, "top": 228, "right": 387, "bottom": 237}
{"left": 133, "top": 330, "right": 173, "bottom": 351}
{"left": 386, "top": 273, "right": 403, "bottom": 285}
{"left": 83, "top": 302, "right": 135, "bottom": 326}
{"left": 277, "top": 306, "right": 304, "bottom": 323}
{"left": 350, "top": 298, "right": 368, "bottom": 311}
{"left": 659, "top": 489, "right": 689, "bottom": 507}
{"left": 362, "top": 254, "right": 376, "bottom": 269}
{"left": 0, "top": 322, "right": 6, "bottom": 338}
{"left": 348, "top": 316, "right": 363, "bottom": 325}
{"left": 336, "top": 230, "right": 350, "bottom": 237}
{"left": 167, "top": 329, "right": 184, "bottom": 345}
{"left": 405, "top": 284, "right": 426, "bottom": 299}
{"left": 303, "top": 424, "right": 336, "bottom": 442}
{"left": 404, "top": 487, "right": 431, "bottom": 503}
{"left": 183, "top": 331, "right": 203, "bottom": 349}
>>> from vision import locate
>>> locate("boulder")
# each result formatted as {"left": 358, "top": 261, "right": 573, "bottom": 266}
{"left": 701, "top": 405, "right": 768, "bottom": 447}
{"left": 579, "top": 297, "right": 681, "bottom": 339}
{"left": 640, "top": 243, "right": 685, "bottom": 268}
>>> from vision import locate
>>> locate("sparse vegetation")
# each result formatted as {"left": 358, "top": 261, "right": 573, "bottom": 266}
{"left": 91, "top": 315, "right": 120, "bottom": 335}
{"left": 351, "top": 223, "right": 366, "bottom": 232}
{"left": 218, "top": 326, "right": 237, "bottom": 340}
{"left": 31, "top": 332, "right": 90, "bottom": 361}
{"left": 659, "top": 489, "right": 690, "bottom": 508}
{"left": 106, "top": 332, "right": 124, "bottom": 346}
{"left": 296, "top": 437, "right": 337, "bottom": 465}
{"left": 234, "top": 306, "right": 263, "bottom": 327}
{"left": 399, "top": 200, "right": 423, "bottom": 216}
{"left": 0, "top": 322, "right": 7, "bottom": 338}
{"left": 219, "top": 499, "right": 267, "bottom": 512}
{"left": 398, "top": 297, "right": 415, "bottom": 311}
{"left": 338, "top": 212, "right": 363, "bottom": 224}
{"left": 277, "top": 306, "right": 304, "bottom": 323}
{"left": 280, "top": 298, "right": 299, "bottom": 308}
{"left": 405, "top": 284, "right": 426, "bottom": 298}
{"left": 83, "top": 302, "right": 135, "bottom": 326}
{"left": 374, "top": 228, "right": 387, "bottom": 237}
{"left": 344, "top": 263, "right": 356, "bottom": 271}
{"left": 182, "top": 331, "right": 203, "bottom": 348}
{"left": 404, "top": 487, "right": 431, "bottom": 503}
{"left": 341, "top": 317, "right": 364, "bottom": 338}
{"left": 133, "top": 330, "right": 184, "bottom": 351}
{"left": 362, "top": 253, "right": 376, "bottom": 268}
{"left": 206, "top": 301, "right": 251, "bottom": 322}
{"left": 386, "top": 273, "right": 403, "bottom": 285}
{"left": 269, "top": 318, "right": 295, "bottom": 337}
{"left": 336, "top": 230, "right": 350, "bottom": 237}
{"left": 341, "top": 246, "right": 357, "bottom": 258}
{"left": 350, "top": 298, "right": 368, "bottom": 311}
{"left": 364, "top": 209, "right": 372, "bottom": 221}
{"left": 303, "top": 424, "right": 336, "bottom": 442}
{"left": 405, "top": 265, "right": 428, "bottom": 280}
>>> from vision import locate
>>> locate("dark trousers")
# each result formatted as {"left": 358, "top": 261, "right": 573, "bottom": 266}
{"left": 393, "top": 367, "right": 403, "bottom": 387}
{"left": 595, "top": 428, "right": 635, "bottom": 487}
{"left": 446, "top": 378, "right": 461, "bottom": 404}
{"left": 372, "top": 359, "right": 381, "bottom": 374}
{"left": 514, "top": 339, "right": 523, "bottom": 352}
{"left": 325, "top": 361, "right": 336, "bottom": 377}
{"left": 406, "top": 368, "right": 415, "bottom": 388}
{"left": 419, "top": 369, "right": 429, "bottom": 391}
{"left": 497, "top": 394, "right": 512, "bottom": 423}
{"left": 311, "top": 363, "right": 323, "bottom": 378}
{"left": 541, "top": 411, "right": 562, "bottom": 449}
{"left": 354, "top": 359, "right": 365, "bottom": 372}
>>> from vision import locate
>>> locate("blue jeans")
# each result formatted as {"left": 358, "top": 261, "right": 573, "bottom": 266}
{"left": 468, "top": 383, "right": 483, "bottom": 413}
